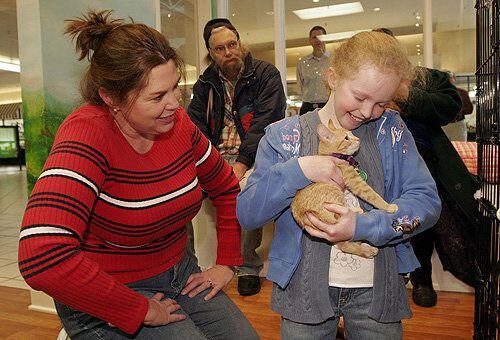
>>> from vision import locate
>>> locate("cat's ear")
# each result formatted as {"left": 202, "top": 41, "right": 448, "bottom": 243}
{"left": 326, "top": 67, "right": 336, "bottom": 91}
{"left": 317, "top": 123, "right": 333, "bottom": 140}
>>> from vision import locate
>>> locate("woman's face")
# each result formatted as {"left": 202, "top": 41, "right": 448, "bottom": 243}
{"left": 119, "top": 60, "right": 181, "bottom": 137}
{"left": 331, "top": 64, "right": 401, "bottom": 130}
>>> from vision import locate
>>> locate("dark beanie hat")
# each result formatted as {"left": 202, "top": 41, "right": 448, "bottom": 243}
{"left": 203, "top": 18, "right": 240, "bottom": 49}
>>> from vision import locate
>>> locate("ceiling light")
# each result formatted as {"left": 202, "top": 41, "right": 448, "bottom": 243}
{"left": 293, "top": 2, "right": 364, "bottom": 20}
{"left": 415, "top": 23, "right": 420, "bottom": 27}
{"left": 232, "top": 12, "right": 236, "bottom": 17}
{"left": 0, "top": 58, "right": 20, "bottom": 73}
{"left": 317, "top": 29, "right": 371, "bottom": 42}
{"left": 313, "top": 0, "right": 320, "bottom": 2}
{"left": 416, "top": 15, "right": 421, "bottom": 20}
{"left": 416, "top": 44, "right": 420, "bottom": 47}
{"left": 167, "top": 13, "right": 171, "bottom": 18}
{"left": 374, "top": 7, "right": 381, "bottom": 11}
{"left": 266, "top": 11, "right": 274, "bottom": 15}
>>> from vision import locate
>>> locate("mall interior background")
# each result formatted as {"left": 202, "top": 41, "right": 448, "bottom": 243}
{"left": 0, "top": 0, "right": 477, "bottom": 142}
{"left": 0, "top": 0, "right": 478, "bottom": 311}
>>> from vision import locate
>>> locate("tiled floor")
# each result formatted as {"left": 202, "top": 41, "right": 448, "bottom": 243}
{"left": 0, "top": 166, "right": 30, "bottom": 290}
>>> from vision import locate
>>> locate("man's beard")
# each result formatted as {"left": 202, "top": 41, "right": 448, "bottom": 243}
{"left": 220, "top": 57, "right": 243, "bottom": 80}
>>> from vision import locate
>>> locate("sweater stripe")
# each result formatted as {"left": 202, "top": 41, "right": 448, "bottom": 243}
{"left": 30, "top": 192, "right": 91, "bottom": 215}
{"left": 107, "top": 152, "right": 191, "bottom": 176}
{"left": 39, "top": 168, "right": 99, "bottom": 194}
{"left": 21, "top": 250, "right": 80, "bottom": 280}
{"left": 195, "top": 141, "right": 212, "bottom": 166}
{"left": 99, "top": 177, "right": 198, "bottom": 208}
{"left": 55, "top": 140, "right": 109, "bottom": 168}
{"left": 19, "top": 226, "right": 75, "bottom": 239}
{"left": 27, "top": 197, "right": 90, "bottom": 220}
{"left": 91, "top": 202, "right": 201, "bottom": 236}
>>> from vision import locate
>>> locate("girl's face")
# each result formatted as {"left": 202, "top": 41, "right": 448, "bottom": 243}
{"left": 330, "top": 64, "right": 402, "bottom": 130}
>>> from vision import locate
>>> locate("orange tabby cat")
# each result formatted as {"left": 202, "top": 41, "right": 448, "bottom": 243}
{"left": 291, "top": 121, "right": 398, "bottom": 258}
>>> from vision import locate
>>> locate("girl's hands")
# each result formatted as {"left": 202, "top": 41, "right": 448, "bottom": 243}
{"left": 143, "top": 293, "right": 186, "bottom": 326}
{"left": 181, "top": 265, "right": 235, "bottom": 301}
{"left": 298, "top": 155, "right": 346, "bottom": 189}
{"left": 303, "top": 203, "right": 357, "bottom": 243}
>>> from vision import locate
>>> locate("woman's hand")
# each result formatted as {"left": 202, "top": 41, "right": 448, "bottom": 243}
{"left": 303, "top": 203, "right": 357, "bottom": 243}
{"left": 143, "top": 293, "right": 186, "bottom": 326}
{"left": 298, "top": 155, "right": 345, "bottom": 189}
{"left": 181, "top": 265, "right": 234, "bottom": 301}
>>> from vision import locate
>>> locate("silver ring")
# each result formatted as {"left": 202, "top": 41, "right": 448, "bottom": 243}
{"left": 207, "top": 278, "right": 213, "bottom": 287}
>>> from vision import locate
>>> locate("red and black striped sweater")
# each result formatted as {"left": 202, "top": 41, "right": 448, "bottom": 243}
{"left": 18, "top": 105, "right": 242, "bottom": 334}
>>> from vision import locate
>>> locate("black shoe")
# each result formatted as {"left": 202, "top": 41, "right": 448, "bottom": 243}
{"left": 237, "top": 275, "right": 261, "bottom": 296}
{"left": 412, "top": 282, "right": 437, "bottom": 307}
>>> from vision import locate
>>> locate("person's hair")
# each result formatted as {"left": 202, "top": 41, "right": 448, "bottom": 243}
{"left": 65, "top": 10, "right": 185, "bottom": 107}
{"left": 372, "top": 27, "right": 395, "bottom": 37}
{"left": 331, "top": 31, "right": 414, "bottom": 101}
{"left": 309, "top": 25, "right": 326, "bottom": 37}
{"left": 444, "top": 69, "right": 457, "bottom": 83}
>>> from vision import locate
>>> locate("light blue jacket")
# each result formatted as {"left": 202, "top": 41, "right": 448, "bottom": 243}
{"left": 236, "top": 110, "right": 441, "bottom": 288}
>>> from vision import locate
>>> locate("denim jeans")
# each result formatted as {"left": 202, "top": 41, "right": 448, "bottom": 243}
{"left": 54, "top": 252, "right": 258, "bottom": 339}
{"left": 281, "top": 287, "right": 402, "bottom": 340}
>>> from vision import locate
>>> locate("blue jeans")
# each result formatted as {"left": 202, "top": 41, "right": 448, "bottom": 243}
{"left": 54, "top": 253, "right": 258, "bottom": 339}
{"left": 281, "top": 287, "right": 402, "bottom": 340}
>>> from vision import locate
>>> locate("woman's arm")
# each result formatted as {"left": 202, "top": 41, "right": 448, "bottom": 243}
{"left": 18, "top": 115, "right": 149, "bottom": 334}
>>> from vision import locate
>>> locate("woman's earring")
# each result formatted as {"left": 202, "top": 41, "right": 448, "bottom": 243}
{"left": 112, "top": 108, "right": 120, "bottom": 113}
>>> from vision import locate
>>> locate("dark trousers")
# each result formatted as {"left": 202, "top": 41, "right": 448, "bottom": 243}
{"left": 410, "top": 139, "right": 477, "bottom": 288}
{"left": 299, "top": 101, "right": 326, "bottom": 116}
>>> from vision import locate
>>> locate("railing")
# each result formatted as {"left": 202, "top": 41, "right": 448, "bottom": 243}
{"left": 474, "top": 0, "right": 499, "bottom": 339}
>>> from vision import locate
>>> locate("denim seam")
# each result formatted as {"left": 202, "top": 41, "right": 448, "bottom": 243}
{"left": 69, "top": 308, "right": 106, "bottom": 340}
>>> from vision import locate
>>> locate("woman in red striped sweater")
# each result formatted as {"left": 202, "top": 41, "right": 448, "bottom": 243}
{"left": 18, "top": 10, "right": 257, "bottom": 339}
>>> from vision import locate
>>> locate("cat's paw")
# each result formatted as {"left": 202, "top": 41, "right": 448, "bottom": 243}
{"left": 386, "top": 204, "right": 398, "bottom": 213}
{"left": 359, "top": 245, "right": 379, "bottom": 259}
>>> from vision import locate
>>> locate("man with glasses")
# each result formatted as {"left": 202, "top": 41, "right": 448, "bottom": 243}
{"left": 188, "top": 18, "right": 286, "bottom": 296}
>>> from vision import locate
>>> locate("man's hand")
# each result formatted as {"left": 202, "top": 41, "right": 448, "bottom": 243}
{"left": 232, "top": 161, "right": 248, "bottom": 181}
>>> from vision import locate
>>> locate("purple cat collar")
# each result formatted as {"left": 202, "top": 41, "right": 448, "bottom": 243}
{"left": 330, "top": 153, "right": 359, "bottom": 168}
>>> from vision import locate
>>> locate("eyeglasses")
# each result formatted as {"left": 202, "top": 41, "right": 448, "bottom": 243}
{"left": 210, "top": 40, "right": 239, "bottom": 55}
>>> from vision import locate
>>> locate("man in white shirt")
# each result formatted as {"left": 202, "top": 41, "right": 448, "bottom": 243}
{"left": 296, "top": 26, "right": 330, "bottom": 115}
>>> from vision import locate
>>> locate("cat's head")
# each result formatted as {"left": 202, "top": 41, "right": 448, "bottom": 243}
{"left": 317, "top": 120, "right": 360, "bottom": 155}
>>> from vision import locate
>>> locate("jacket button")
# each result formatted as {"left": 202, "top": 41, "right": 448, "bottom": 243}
{"left": 455, "top": 183, "right": 462, "bottom": 190}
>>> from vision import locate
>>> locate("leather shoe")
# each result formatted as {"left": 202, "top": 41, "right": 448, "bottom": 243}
{"left": 237, "top": 275, "right": 261, "bottom": 296}
{"left": 412, "top": 282, "right": 437, "bottom": 307}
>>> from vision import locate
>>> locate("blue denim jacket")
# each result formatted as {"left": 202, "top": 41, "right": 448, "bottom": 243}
{"left": 236, "top": 110, "right": 441, "bottom": 288}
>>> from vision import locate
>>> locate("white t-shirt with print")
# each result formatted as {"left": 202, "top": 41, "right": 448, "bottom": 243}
{"left": 328, "top": 190, "right": 374, "bottom": 288}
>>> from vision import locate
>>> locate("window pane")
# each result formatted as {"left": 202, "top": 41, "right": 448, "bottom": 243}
{"left": 161, "top": 0, "right": 198, "bottom": 107}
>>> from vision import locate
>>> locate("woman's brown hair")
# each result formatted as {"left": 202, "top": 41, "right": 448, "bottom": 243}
{"left": 65, "top": 10, "right": 184, "bottom": 107}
